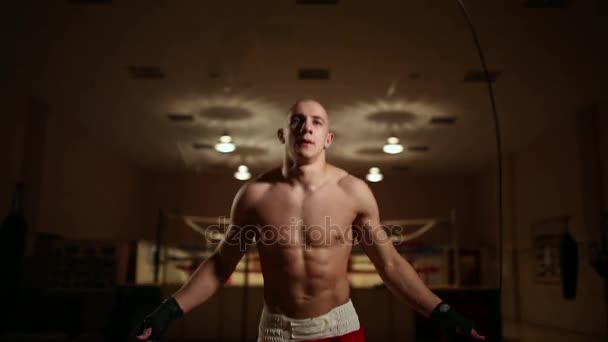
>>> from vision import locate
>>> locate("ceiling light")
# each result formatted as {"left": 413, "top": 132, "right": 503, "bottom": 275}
{"left": 214, "top": 134, "right": 236, "bottom": 153}
{"left": 382, "top": 136, "right": 404, "bottom": 154}
{"left": 234, "top": 165, "right": 251, "bottom": 181}
{"left": 366, "top": 167, "right": 383, "bottom": 183}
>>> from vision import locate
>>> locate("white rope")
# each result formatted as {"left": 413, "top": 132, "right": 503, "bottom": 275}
{"left": 182, "top": 215, "right": 228, "bottom": 242}
{"left": 178, "top": 214, "right": 451, "bottom": 243}
{"left": 388, "top": 219, "right": 439, "bottom": 243}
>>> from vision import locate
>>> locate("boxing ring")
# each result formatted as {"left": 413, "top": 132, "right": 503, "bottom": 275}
{"left": 127, "top": 209, "right": 492, "bottom": 341}
{"left": 139, "top": 210, "right": 469, "bottom": 289}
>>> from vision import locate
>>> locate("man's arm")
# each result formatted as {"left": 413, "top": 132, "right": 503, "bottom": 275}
{"left": 351, "top": 179, "right": 485, "bottom": 341}
{"left": 134, "top": 184, "right": 256, "bottom": 340}
{"left": 173, "top": 183, "right": 255, "bottom": 313}
{"left": 351, "top": 179, "right": 441, "bottom": 316}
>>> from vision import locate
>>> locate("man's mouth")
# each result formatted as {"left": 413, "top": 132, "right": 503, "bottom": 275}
{"left": 296, "top": 139, "right": 314, "bottom": 146}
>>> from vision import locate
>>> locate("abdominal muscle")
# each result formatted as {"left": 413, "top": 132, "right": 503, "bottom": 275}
{"left": 258, "top": 243, "right": 353, "bottom": 319}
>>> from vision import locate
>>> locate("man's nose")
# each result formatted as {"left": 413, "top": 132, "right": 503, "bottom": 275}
{"left": 298, "top": 119, "right": 312, "bottom": 134}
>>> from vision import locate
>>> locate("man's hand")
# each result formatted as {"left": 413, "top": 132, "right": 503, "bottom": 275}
{"left": 430, "top": 302, "right": 486, "bottom": 341}
{"left": 132, "top": 297, "right": 183, "bottom": 341}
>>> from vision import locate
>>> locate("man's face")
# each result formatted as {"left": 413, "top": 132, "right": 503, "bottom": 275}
{"left": 282, "top": 100, "right": 333, "bottom": 161}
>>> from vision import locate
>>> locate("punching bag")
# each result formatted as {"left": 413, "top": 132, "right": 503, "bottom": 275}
{"left": 559, "top": 231, "right": 578, "bottom": 299}
{"left": 0, "top": 183, "right": 28, "bottom": 331}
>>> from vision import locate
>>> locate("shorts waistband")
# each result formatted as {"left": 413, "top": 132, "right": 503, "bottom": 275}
{"left": 258, "top": 300, "right": 360, "bottom": 342}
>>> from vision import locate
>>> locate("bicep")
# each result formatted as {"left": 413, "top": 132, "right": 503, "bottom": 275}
{"left": 353, "top": 183, "right": 398, "bottom": 268}
{"left": 212, "top": 185, "right": 257, "bottom": 279}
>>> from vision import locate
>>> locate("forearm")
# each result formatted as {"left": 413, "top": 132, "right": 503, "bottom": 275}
{"left": 379, "top": 256, "right": 441, "bottom": 317}
{"left": 173, "top": 253, "right": 227, "bottom": 313}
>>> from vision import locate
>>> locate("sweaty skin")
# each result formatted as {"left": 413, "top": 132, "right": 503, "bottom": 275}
{"left": 141, "top": 99, "right": 485, "bottom": 341}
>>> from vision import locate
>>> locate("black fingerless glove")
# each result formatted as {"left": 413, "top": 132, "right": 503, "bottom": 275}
{"left": 132, "top": 297, "right": 184, "bottom": 341}
{"left": 430, "top": 302, "right": 476, "bottom": 341}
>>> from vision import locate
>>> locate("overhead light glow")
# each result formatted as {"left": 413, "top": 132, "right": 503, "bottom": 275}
{"left": 383, "top": 136, "right": 404, "bottom": 154}
{"left": 366, "top": 167, "right": 384, "bottom": 182}
{"left": 234, "top": 164, "right": 251, "bottom": 181}
{"left": 215, "top": 134, "right": 236, "bottom": 153}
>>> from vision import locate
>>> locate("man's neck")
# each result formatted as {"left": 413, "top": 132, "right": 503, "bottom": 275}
{"left": 282, "top": 157, "right": 329, "bottom": 190}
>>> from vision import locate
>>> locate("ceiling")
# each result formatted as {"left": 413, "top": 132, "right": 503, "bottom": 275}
{"left": 7, "top": 0, "right": 607, "bottom": 176}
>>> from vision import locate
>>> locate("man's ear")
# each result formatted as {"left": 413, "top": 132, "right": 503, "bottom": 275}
{"left": 324, "top": 131, "right": 335, "bottom": 149}
{"left": 277, "top": 128, "right": 286, "bottom": 144}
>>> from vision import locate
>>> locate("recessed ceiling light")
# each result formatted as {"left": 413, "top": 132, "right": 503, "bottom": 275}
{"left": 430, "top": 117, "right": 457, "bottom": 125}
{"left": 234, "top": 165, "right": 251, "bottom": 181}
{"left": 214, "top": 134, "right": 236, "bottom": 153}
{"left": 192, "top": 142, "right": 213, "bottom": 150}
{"left": 366, "top": 167, "right": 383, "bottom": 183}
{"left": 128, "top": 66, "right": 165, "bottom": 79}
{"left": 383, "top": 137, "right": 404, "bottom": 154}
{"left": 407, "top": 146, "right": 429, "bottom": 152}
{"left": 298, "top": 68, "right": 330, "bottom": 80}
{"left": 167, "top": 113, "right": 194, "bottom": 122}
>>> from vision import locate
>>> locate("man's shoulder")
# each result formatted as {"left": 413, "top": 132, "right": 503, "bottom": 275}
{"left": 333, "top": 167, "right": 371, "bottom": 196}
{"left": 236, "top": 167, "right": 282, "bottom": 199}
{"left": 333, "top": 168, "right": 377, "bottom": 215}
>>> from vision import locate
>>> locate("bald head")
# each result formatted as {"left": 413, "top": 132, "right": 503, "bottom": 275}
{"left": 288, "top": 99, "right": 330, "bottom": 126}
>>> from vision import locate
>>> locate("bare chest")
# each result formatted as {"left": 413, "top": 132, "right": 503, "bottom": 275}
{"left": 255, "top": 185, "right": 358, "bottom": 247}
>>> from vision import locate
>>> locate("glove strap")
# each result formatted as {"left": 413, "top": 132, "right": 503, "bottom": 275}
{"left": 430, "top": 302, "right": 452, "bottom": 322}
{"left": 162, "top": 297, "right": 184, "bottom": 320}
